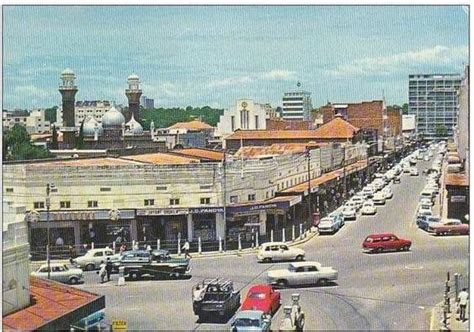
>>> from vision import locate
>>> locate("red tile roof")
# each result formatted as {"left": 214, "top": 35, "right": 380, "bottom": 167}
{"left": 3, "top": 277, "right": 104, "bottom": 331}
{"left": 266, "top": 119, "right": 313, "bottom": 130}
{"left": 27, "top": 157, "right": 142, "bottom": 167}
{"left": 121, "top": 152, "right": 200, "bottom": 164}
{"left": 445, "top": 173, "right": 469, "bottom": 187}
{"left": 171, "top": 148, "right": 224, "bottom": 161}
{"left": 168, "top": 120, "right": 213, "bottom": 130}
{"left": 312, "top": 116, "right": 359, "bottom": 139}
{"left": 234, "top": 142, "right": 323, "bottom": 158}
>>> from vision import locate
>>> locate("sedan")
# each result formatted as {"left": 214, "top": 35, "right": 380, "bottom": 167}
{"left": 361, "top": 200, "right": 377, "bottom": 215}
{"left": 417, "top": 215, "right": 441, "bottom": 231}
{"left": 318, "top": 216, "right": 342, "bottom": 234}
{"left": 241, "top": 284, "right": 280, "bottom": 315}
{"left": 342, "top": 206, "right": 357, "bottom": 220}
{"left": 231, "top": 310, "right": 271, "bottom": 332}
{"left": 31, "top": 263, "right": 84, "bottom": 284}
{"left": 427, "top": 219, "right": 470, "bottom": 236}
{"left": 410, "top": 168, "right": 419, "bottom": 176}
{"left": 382, "top": 187, "right": 393, "bottom": 199}
{"left": 267, "top": 262, "right": 338, "bottom": 287}
{"left": 373, "top": 192, "right": 386, "bottom": 205}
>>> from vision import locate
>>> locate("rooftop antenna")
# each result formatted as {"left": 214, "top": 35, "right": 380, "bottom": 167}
{"left": 297, "top": 81, "right": 302, "bottom": 89}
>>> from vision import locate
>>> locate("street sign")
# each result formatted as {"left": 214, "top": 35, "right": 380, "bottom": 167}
{"left": 112, "top": 319, "right": 128, "bottom": 331}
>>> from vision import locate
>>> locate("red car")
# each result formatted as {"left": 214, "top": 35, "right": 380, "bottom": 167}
{"left": 362, "top": 233, "right": 412, "bottom": 254}
{"left": 427, "top": 219, "right": 469, "bottom": 236}
{"left": 241, "top": 284, "right": 281, "bottom": 315}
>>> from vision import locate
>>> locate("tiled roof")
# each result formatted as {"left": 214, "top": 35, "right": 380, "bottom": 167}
{"left": 266, "top": 119, "right": 313, "bottom": 130}
{"left": 27, "top": 157, "right": 142, "bottom": 167}
{"left": 3, "top": 277, "right": 104, "bottom": 331}
{"left": 312, "top": 116, "right": 359, "bottom": 139}
{"left": 445, "top": 173, "right": 469, "bottom": 187}
{"left": 121, "top": 152, "right": 200, "bottom": 164}
{"left": 171, "top": 148, "right": 224, "bottom": 161}
{"left": 234, "top": 142, "right": 323, "bottom": 158}
{"left": 225, "top": 130, "right": 322, "bottom": 140}
{"left": 168, "top": 120, "right": 213, "bottom": 130}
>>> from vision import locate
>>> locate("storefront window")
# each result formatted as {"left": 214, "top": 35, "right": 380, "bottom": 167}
{"left": 193, "top": 214, "right": 216, "bottom": 241}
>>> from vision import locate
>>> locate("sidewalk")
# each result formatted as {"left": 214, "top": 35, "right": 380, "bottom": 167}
{"left": 430, "top": 297, "right": 469, "bottom": 331}
{"left": 30, "top": 229, "right": 319, "bottom": 269}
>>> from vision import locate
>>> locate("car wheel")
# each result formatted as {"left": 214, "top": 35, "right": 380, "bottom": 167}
{"left": 69, "top": 277, "right": 79, "bottom": 284}
{"left": 403, "top": 245, "right": 410, "bottom": 251}
{"left": 129, "top": 271, "right": 141, "bottom": 281}
{"left": 375, "top": 247, "right": 383, "bottom": 254}
{"left": 318, "top": 278, "right": 329, "bottom": 286}
{"left": 295, "top": 255, "right": 304, "bottom": 261}
{"left": 85, "top": 263, "right": 95, "bottom": 271}
{"left": 263, "top": 257, "right": 272, "bottom": 263}
{"left": 277, "top": 279, "right": 288, "bottom": 288}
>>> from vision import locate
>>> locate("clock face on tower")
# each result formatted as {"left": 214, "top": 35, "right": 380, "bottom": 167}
{"left": 241, "top": 101, "right": 248, "bottom": 108}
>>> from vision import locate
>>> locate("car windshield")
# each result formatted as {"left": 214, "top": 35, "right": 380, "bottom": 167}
{"left": 249, "top": 292, "right": 266, "bottom": 299}
{"left": 428, "top": 217, "right": 441, "bottom": 223}
{"left": 234, "top": 318, "right": 260, "bottom": 327}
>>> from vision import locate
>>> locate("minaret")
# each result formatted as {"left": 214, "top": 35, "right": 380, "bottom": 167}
{"left": 59, "top": 68, "right": 78, "bottom": 149}
{"left": 125, "top": 73, "right": 142, "bottom": 123}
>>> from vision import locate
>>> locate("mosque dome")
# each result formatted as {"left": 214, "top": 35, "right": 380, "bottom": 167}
{"left": 102, "top": 105, "right": 125, "bottom": 128}
{"left": 83, "top": 117, "right": 103, "bottom": 136}
{"left": 125, "top": 114, "right": 143, "bottom": 135}
{"left": 128, "top": 73, "right": 139, "bottom": 81}
{"left": 61, "top": 68, "right": 74, "bottom": 76}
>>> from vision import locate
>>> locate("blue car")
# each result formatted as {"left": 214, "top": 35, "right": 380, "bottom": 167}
{"left": 231, "top": 310, "right": 271, "bottom": 332}
{"left": 417, "top": 215, "right": 441, "bottom": 231}
{"left": 328, "top": 210, "right": 345, "bottom": 227}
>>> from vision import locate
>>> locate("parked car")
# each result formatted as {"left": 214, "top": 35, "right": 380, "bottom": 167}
{"left": 372, "top": 191, "right": 386, "bottom": 205}
{"left": 419, "top": 197, "right": 433, "bottom": 206}
{"left": 257, "top": 242, "right": 305, "bottom": 263}
{"left": 192, "top": 278, "right": 241, "bottom": 320}
{"left": 362, "top": 186, "right": 375, "bottom": 198}
{"left": 382, "top": 186, "right": 393, "bottom": 199}
{"left": 328, "top": 210, "right": 345, "bottom": 227}
{"left": 361, "top": 200, "right": 377, "bottom": 215}
{"left": 349, "top": 195, "right": 365, "bottom": 210}
{"left": 372, "top": 179, "right": 385, "bottom": 191}
{"left": 267, "top": 262, "right": 338, "bottom": 287}
{"left": 72, "top": 248, "right": 120, "bottom": 271}
{"left": 362, "top": 233, "right": 412, "bottom": 253}
{"left": 393, "top": 175, "right": 401, "bottom": 184}
{"left": 342, "top": 206, "right": 357, "bottom": 220}
{"left": 241, "top": 284, "right": 280, "bottom": 315}
{"left": 427, "top": 219, "right": 470, "bottom": 236}
{"left": 417, "top": 203, "right": 432, "bottom": 216}
{"left": 410, "top": 167, "right": 419, "bottom": 176}
{"left": 230, "top": 310, "right": 271, "bottom": 332}
{"left": 417, "top": 215, "right": 442, "bottom": 231}
{"left": 31, "top": 263, "right": 84, "bottom": 284}
{"left": 318, "top": 216, "right": 342, "bottom": 234}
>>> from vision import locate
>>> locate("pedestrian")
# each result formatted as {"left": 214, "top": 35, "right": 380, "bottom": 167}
{"left": 119, "top": 244, "right": 126, "bottom": 256}
{"left": 68, "top": 245, "right": 76, "bottom": 265}
{"left": 458, "top": 288, "right": 469, "bottom": 321}
{"left": 99, "top": 261, "right": 106, "bottom": 283}
{"left": 146, "top": 244, "right": 152, "bottom": 253}
{"left": 182, "top": 240, "right": 192, "bottom": 259}
{"left": 55, "top": 236, "right": 64, "bottom": 246}
{"left": 105, "top": 258, "right": 113, "bottom": 282}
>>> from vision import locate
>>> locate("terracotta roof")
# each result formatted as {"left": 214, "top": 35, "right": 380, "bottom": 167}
{"left": 27, "top": 157, "right": 142, "bottom": 167}
{"left": 225, "top": 130, "right": 322, "bottom": 140}
{"left": 3, "top": 277, "right": 104, "bottom": 331}
{"left": 171, "top": 148, "right": 224, "bottom": 161}
{"left": 121, "top": 152, "right": 200, "bottom": 164}
{"left": 235, "top": 142, "right": 323, "bottom": 159}
{"left": 266, "top": 119, "right": 313, "bottom": 130}
{"left": 168, "top": 120, "right": 213, "bottom": 130}
{"left": 312, "top": 116, "right": 359, "bottom": 139}
{"left": 445, "top": 173, "right": 469, "bottom": 187}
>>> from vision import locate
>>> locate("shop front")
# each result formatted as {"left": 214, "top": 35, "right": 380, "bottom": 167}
{"left": 189, "top": 207, "right": 224, "bottom": 241}
{"left": 136, "top": 208, "right": 189, "bottom": 242}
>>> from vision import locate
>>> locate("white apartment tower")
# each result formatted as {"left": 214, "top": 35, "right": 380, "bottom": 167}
{"left": 281, "top": 86, "right": 313, "bottom": 121}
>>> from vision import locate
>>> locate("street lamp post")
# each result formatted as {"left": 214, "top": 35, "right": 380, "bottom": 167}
{"left": 222, "top": 151, "right": 227, "bottom": 251}
{"left": 307, "top": 148, "right": 311, "bottom": 228}
{"left": 45, "top": 183, "right": 52, "bottom": 280}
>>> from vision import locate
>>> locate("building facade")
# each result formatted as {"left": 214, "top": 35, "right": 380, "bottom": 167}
{"left": 282, "top": 90, "right": 313, "bottom": 121}
{"left": 140, "top": 95, "right": 155, "bottom": 110}
{"left": 3, "top": 109, "right": 50, "bottom": 134}
{"left": 56, "top": 100, "right": 111, "bottom": 128}
{"left": 408, "top": 73, "right": 461, "bottom": 140}
{"left": 454, "top": 66, "right": 469, "bottom": 168}
{"left": 216, "top": 99, "right": 268, "bottom": 138}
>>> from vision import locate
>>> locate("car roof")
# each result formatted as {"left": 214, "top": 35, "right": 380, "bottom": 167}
{"left": 365, "top": 233, "right": 395, "bottom": 238}
{"left": 88, "top": 248, "right": 112, "bottom": 253}
{"left": 122, "top": 250, "right": 149, "bottom": 254}
{"left": 247, "top": 284, "right": 272, "bottom": 293}
{"left": 289, "top": 261, "right": 322, "bottom": 268}
{"left": 39, "top": 263, "right": 66, "bottom": 268}
{"left": 235, "top": 310, "right": 264, "bottom": 319}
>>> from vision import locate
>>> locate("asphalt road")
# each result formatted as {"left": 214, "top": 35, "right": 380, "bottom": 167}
{"left": 74, "top": 159, "right": 469, "bottom": 331}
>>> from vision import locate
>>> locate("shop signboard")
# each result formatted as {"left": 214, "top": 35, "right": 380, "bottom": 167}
{"left": 227, "top": 201, "right": 289, "bottom": 215}
{"left": 112, "top": 319, "right": 128, "bottom": 331}
{"left": 451, "top": 195, "right": 466, "bottom": 203}
{"left": 189, "top": 207, "right": 224, "bottom": 214}
{"left": 38, "top": 209, "right": 135, "bottom": 222}
{"left": 137, "top": 208, "right": 189, "bottom": 216}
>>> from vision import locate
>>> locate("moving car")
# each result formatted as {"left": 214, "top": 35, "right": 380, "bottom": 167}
{"left": 342, "top": 206, "right": 357, "bottom": 220}
{"left": 267, "top": 262, "right": 338, "bottom": 287}
{"left": 230, "top": 310, "right": 271, "bottom": 332}
{"left": 417, "top": 203, "right": 432, "bottom": 216}
{"left": 241, "top": 284, "right": 280, "bottom": 315}
{"left": 410, "top": 167, "right": 419, "bottom": 176}
{"left": 372, "top": 191, "right": 386, "bottom": 205}
{"left": 31, "top": 263, "right": 84, "bottom": 284}
{"left": 382, "top": 186, "right": 393, "bottom": 199}
{"left": 362, "top": 186, "right": 375, "bottom": 198}
{"left": 361, "top": 200, "right": 377, "bottom": 215}
{"left": 192, "top": 278, "right": 241, "bottom": 320}
{"left": 417, "top": 215, "right": 441, "bottom": 231}
{"left": 318, "top": 216, "right": 343, "bottom": 234}
{"left": 72, "top": 248, "right": 120, "bottom": 271}
{"left": 427, "top": 219, "right": 470, "bottom": 236}
{"left": 257, "top": 242, "right": 305, "bottom": 263}
{"left": 362, "top": 233, "right": 412, "bottom": 253}
{"left": 328, "top": 210, "right": 345, "bottom": 227}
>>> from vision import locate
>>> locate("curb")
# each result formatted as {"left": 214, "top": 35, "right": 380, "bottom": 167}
{"left": 30, "top": 230, "right": 319, "bottom": 267}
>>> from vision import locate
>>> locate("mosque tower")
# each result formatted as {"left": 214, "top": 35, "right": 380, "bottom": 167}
{"left": 58, "top": 68, "right": 78, "bottom": 149}
{"left": 125, "top": 73, "right": 142, "bottom": 123}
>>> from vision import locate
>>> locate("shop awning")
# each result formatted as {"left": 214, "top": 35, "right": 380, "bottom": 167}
{"left": 227, "top": 195, "right": 301, "bottom": 214}
{"left": 281, "top": 159, "right": 367, "bottom": 195}
{"left": 3, "top": 277, "right": 105, "bottom": 331}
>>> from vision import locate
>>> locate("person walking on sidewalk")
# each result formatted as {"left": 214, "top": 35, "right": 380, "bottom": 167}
{"left": 105, "top": 258, "right": 113, "bottom": 282}
{"left": 68, "top": 245, "right": 76, "bottom": 265}
{"left": 458, "top": 288, "right": 469, "bottom": 321}
{"left": 98, "top": 261, "right": 106, "bottom": 283}
{"left": 182, "top": 240, "right": 192, "bottom": 259}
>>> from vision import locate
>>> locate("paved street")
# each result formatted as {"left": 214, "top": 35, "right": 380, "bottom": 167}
{"left": 74, "top": 160, "right": 469, "bottom": 330}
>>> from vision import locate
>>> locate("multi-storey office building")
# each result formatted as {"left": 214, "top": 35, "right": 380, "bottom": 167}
{"left": 282, "top": 91, "right": 313, "bottom": 121}
{"left": 408, "top": 74, "right": 461, "bottom": 140}
{"left": 56, "top": 100, "right": 111, "bottom": 128}
{"left": 3, "top": 109, "right": 51, "bottom": 134}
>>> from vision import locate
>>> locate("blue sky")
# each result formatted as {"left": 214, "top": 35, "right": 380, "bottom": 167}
{"left": 3, "top": 5, "right": 469, "bottom": 110}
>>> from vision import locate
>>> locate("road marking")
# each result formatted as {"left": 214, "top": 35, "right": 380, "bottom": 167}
{"left": 404, "top": 265, "right": 424, "bottom": 270}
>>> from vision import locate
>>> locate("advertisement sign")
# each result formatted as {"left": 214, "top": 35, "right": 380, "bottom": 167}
{"left": 137, "top": 208, "right": 188, "bottom": 216}
{"left": 451, "top": 195, "right": 466, "bottom": 203}
{"left": 112, "top": 319, "right": 128, "bottom": 331}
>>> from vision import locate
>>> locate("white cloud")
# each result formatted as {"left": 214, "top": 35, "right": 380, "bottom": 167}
{"left": 327, "top": 45, "right": 468, "bottom": 77}
{"left": 261, "top": 69, "right": 297, "bottom": 81}
{"left": 206, "top": 76, "right": 253, "bottom": 88}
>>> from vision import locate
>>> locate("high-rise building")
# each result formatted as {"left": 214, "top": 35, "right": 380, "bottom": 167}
{"left": 140, "top": 95, "right": 155, "bottom": 110}
{"left": 281, "top": 89, "right": 313, "bottom": 121}
{"left": 455, "top": 65, "right": 469, "bottom": 169}
{"left": 408, "top": 73, "right": 461, "bottom": 140}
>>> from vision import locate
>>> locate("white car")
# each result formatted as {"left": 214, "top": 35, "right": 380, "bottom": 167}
{"left": 318, "top": 217, "right": 342, "bottom": 234}
{"left": 362, "top": 186, "right": 375, "bottom": 198}
{"left": 267, "top": 262, "right": 338, "bottom": 287}
{"left": 349, "top": 195, "right": 365, "bottom": 210}
{"left": 423, "top": 156, "right": 430, "bottom": 161}
{"left": 361, "top": 200, "right": 377, "bottom": 215}
{"left": 372, "top": 191, "right": 386, "bottom": 205}
{"left": 372, "top": 179, "right": 385, "bottom": 191}
{"left": 257, "top": 242, "right": 305, "bottom": 263}
{"left": 342, "top": 206, "right": 357, "bottom": 220}
{"left": 403, "top": 164, "right": 411, "bottom": 173}
{"left": 417, "top": 203, "right": 432, "bottom": 216}
{"left": 72, "top": 248, "right": 120, "bottom": 271}
{"left": 410, "top": 167, "right": 419, "bottom": 176}
{"left": 31, "top": 263, "right": 84, "bottom": 284}
{"left": 382, "top": 187, "right": 393, "bottom": 199}
{"left": 419, "top": 197, "right": 433, "bottom": 206}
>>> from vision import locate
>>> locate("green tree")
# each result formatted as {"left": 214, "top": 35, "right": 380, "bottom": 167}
{"left": 3, "top": 124, "right": 52, "bottom": 161}
{"left": 51, "top": 125, "right": 58, "bottom": 149}
{"left": 402, "top": 103, "right": 409, "bottom": 115}
{"left": 75, "top": 119, "right": 85, "bottom": 149}
{"left": 45, "top": 106, "right": 58, "bottom": 123}
{"left": 435, "top": 125, "right": 448, "bottom": 137}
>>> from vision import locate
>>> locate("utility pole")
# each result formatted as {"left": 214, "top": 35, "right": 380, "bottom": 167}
{"left": 222, "top": 151, "right": 227, "bottom": 252}
{"left": 46, "top": 183, "right": 51, "bottom": 280}
{"left": 342, "top": 145, "right": 347, "bottom": 201}
{"left": 307, "top": 148, "right": 312, "bottom": 229}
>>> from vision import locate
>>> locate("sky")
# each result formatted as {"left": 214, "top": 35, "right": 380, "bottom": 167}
{"left": 2, "top": 5, "right": 469, "bottom": 110}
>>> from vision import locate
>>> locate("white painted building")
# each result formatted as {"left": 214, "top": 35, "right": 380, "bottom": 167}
{"left": 56, "top": 100, "right": 112, "bottom": 128}
{"left": 216, "top": 99, "right": 268, "bottom": 138}
{"left": 282, "top": 90, "right": 313, "bottom": 121}
{"left": 2, "top": 201, "right": 30, "bottom": 315}
{"left": 3, "top": 109, "right": 51, "bottom": 134}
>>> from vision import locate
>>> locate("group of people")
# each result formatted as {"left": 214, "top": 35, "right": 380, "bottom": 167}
{"left": 98, "top": 258, "right": 114, "bottom": 283}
